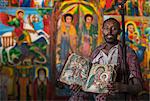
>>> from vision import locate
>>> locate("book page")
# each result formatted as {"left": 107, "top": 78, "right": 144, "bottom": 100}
{"left": 83, "top": 64, "right": 116, "bottom": 93}
{"left": 59, "top": 53, "right": 90, "bottom": 86}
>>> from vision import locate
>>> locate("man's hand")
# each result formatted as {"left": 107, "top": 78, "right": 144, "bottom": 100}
{"left": 107, "top": 82, "right": 128, "bottom": 95}
{"left": 70, "top": 84, "right": 82, "bottom": 92}
{"left": 56, "top": 81, "right": 65, "bottom": 89}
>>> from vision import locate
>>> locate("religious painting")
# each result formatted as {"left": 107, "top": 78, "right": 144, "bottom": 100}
{"left": 54, "top": 0, "right": 103, "bottom": 97}
{"left": 19, "top": 0, "right": 55, "bottom": 7}
{"left": 33, "top": 66, "right": 53, "bottom": 100}
{"left": 102, "top": 0, "right": 150, "bottom": 16}
{"left": 83, "top": 64, "right": 116, "bottom": 93}
{"left": 19, "top": 0, "right": 31, "bottom": 7}
{"left": 59, "top": 54, "right": 116, "bottom": 94}
{"left": 126, "top": 0, "right": 150, "bottom": 16}
{"left": 0, "top": 0, "right": 149, "bottom": 100}
{"left": 0, "top": 0, "right": 19, "bottom": 7}
{"left": 143, "top": 0, "right": 150, "bottom": 16}
{"left": 0, "top": 0, "right": 9, "bottom": 7}
{"left": 0, "top": 8, "right": 52, "bottom": 100}
{"left": 0, "top": 64, "right": 14, "bottom": 100}
{"left": 104, "top": 15, "right": 150, "bottom": 91}
{"left": 59, "top": 53, "right": 90, "bottom": 86}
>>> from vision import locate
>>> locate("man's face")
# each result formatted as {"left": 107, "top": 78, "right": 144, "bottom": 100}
{"left": 102, "top": 20, "right": 120, "bottom": 43}
{"left": 86, "top": 16, "right": 92, "bottom": 24}
{"left": 65, "top": 16, "right": 72, "bottom": 24}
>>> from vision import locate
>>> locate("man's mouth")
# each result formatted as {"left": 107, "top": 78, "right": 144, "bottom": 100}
{"left": 106, "top": 35, "right": 113, "bottom": 38}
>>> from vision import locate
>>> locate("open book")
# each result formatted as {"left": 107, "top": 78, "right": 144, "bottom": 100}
{"left": 59, "top": 53, "right": 117, "bottom": 93}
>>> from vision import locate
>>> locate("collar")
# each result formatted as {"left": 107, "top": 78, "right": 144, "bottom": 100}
{"left": 97, "top": 41, "right": 123, "bottom": 50}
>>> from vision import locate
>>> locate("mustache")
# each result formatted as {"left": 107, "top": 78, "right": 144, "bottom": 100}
{"left": 105, "top": 34, "right": 114, "bottom": 37}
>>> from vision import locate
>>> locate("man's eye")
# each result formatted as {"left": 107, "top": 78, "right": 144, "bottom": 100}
{"left": 104, "top": 28, "right": 109, "bottom": 30}
{"left": 112, "top": 27, "right": 116, "bottom": 30}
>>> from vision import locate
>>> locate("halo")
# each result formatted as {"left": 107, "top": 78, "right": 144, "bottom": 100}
{"left": 2, "top": 67, "right": 13, "bottom": 77}
{"left": 35, "top": 66, "right": 49, "bottom": 77}
{"left": 125, "top": 21, "right": 140, "bottom": 37}
{"left": 16, "top": 9, "right": 24, "bottom": 17}
{"left": 93, "top": 65, "right": 105, "bottom": 74}
{"left": 100, "top": 72, "right": 108, "bottom": 81}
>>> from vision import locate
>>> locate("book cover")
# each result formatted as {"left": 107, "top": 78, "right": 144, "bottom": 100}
{"left": 59, "top": 53, "right": 116, "bottom": 93}
{"left": 83, "top": 64, "right": 116, "bottom": 93}
{"left": 59, "top": 53, "right": 90, "bottom": 86}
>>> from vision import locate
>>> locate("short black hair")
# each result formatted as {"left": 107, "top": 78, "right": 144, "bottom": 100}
{"left": 37, "top": 68, "right": 46, "bottom": 77}
{"left": 103, "top": 18, "right": 121, "bottom": 31}
{"left": 84, "top": 14, "right": 93, "bottom": 21}
{"left": 17, "top": 10, "right": 24, "bottom": 14}
{"left": 64, "top": 13, "right": 73, "bottom": 22}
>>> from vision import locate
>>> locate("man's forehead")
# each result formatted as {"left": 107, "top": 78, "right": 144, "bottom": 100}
{"left": 104, "top": 20, "right": 118, "bottom": 27}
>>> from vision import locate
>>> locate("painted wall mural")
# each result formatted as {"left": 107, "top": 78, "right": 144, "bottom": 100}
{"left": 0, "top": 0, "right": 149, "bottom": 100}
{"left": 55, "top": 0, "right": 103, "bottom": 97}
{"left": 0, "top": 8, "right": 52, "bottom": 100}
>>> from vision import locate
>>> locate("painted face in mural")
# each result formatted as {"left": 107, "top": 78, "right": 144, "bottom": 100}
{"left": 64, "top": 14, "right": 73, "bottom": 25}
{"left": 17, "top": 11, "right": 24, "bottom": 19}
{"left": 127, "top": 24, "right": 135, "bottom": 34}
{"left": 38, "top": 69, "right": 46, "bottom": 81}
{"left": 86, "top": 16, "right": 93, "bottom": 24}
{"left": 96, "top": 67, "right": 104, "bottom": 74}
{"left": 85, "top": 14, "right": 93, "bottom": 24}
{"left": 101, "top": 74, "right": 107, "bottom": 81}
{"left": 102, "top": 19, "right": 120, "bottom": 43}
{"left": 65, "top": 16, "right": 72, "bottom": 24}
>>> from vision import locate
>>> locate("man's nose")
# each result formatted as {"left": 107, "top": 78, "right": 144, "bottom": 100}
{"left": 110, "top": 28, "right": 113, "bottom": 34}
{"left": 107, "top": 27, "right": 113, "bottom": 34}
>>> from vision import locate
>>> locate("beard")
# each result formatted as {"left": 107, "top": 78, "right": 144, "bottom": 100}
{"left": 39, "top": 75, "right": 46, "bottom": 81}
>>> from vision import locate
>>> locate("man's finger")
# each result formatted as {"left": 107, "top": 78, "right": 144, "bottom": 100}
{"left": 70, "top": 84, "right": 74, "bottom": 89}
{"left": 75, "top": 85, "right": 81, "bottom": 92}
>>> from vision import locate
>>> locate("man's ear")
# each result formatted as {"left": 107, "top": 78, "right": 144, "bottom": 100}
{"left": 101, "top": 28, "right": 104, "bottom": 37}
{"left": 119, "top": 28, "right": 122, "bottom": 32}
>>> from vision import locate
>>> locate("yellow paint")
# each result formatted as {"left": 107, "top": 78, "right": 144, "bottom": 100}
{"left": 35, "top": 67, "right": 49, "bottom": 77}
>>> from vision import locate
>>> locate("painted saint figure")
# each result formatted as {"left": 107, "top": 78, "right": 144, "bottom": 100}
{"left": 56, "top": 13, "right": 77, "bottom": 73}
{"left": 7, "top": 9, "right": 32, "bottom": 46}
{"left": 33, "top": 68, "right": 52, "bottom": 100}
{"left": 78, "top": 14, "right": 98, "bottom": 57}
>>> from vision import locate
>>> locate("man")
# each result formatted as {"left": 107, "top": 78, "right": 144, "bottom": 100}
{"left": 70, "top": 18, "right": 143, "bottom": 101}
